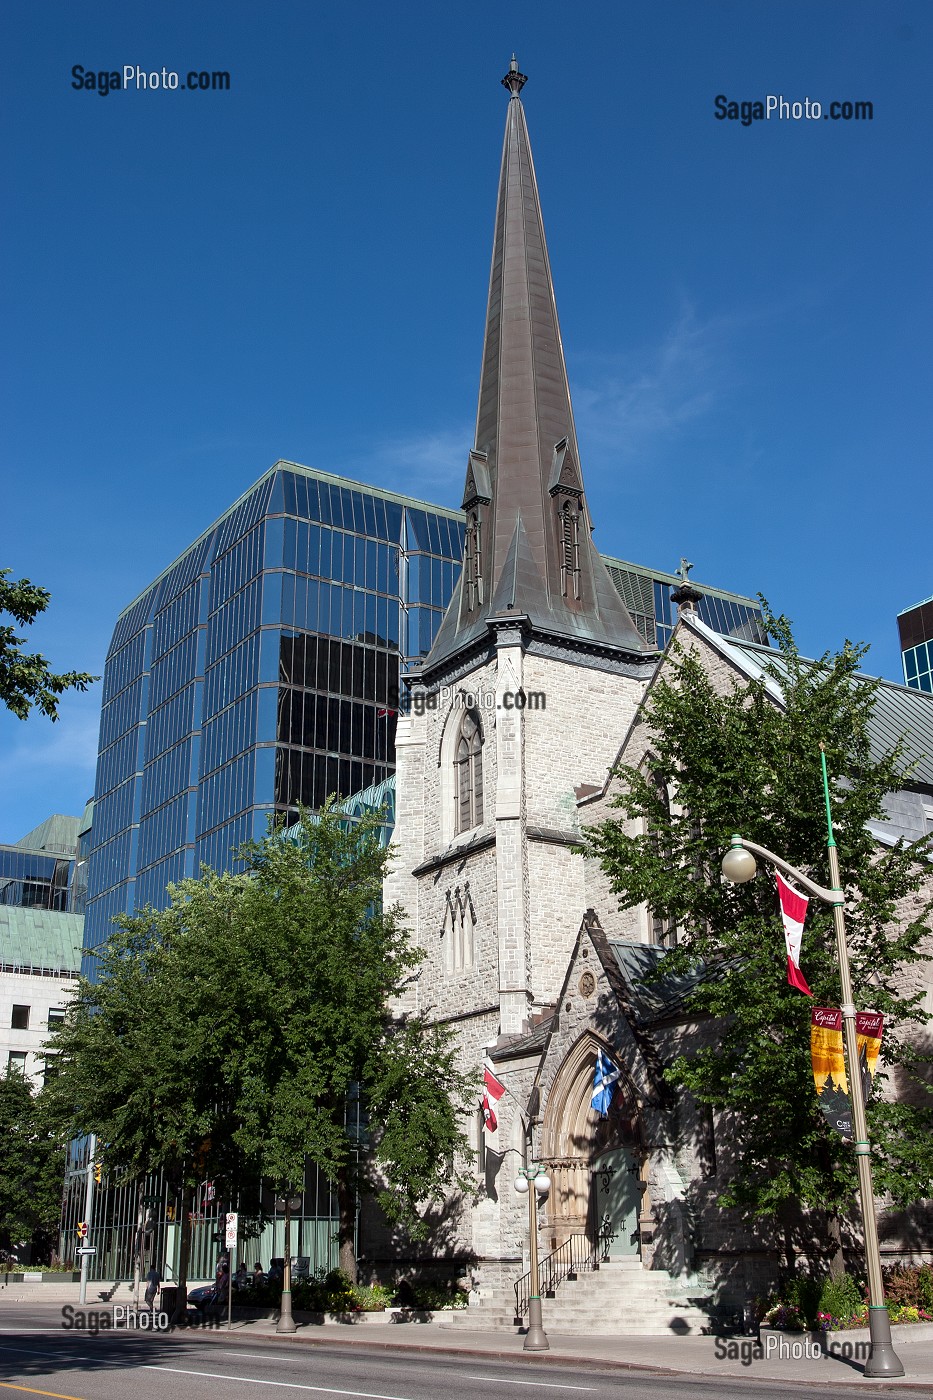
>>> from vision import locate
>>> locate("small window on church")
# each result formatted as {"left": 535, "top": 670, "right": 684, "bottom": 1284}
{"left": 455, "top": 709, "right": 484, "bottom": 834}
{"left": 560, "top": 501, "right": 580, "bottom": 599}
{"left": 464, "top": 513, "right": 484, "bottom": 611}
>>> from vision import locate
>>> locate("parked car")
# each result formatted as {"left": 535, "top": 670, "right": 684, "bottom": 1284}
{"left": 187, "top": 1276, "right": 252, "bottom": 1310}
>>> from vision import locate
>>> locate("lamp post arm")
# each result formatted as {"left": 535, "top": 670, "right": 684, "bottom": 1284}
{"left": 736, "top": 837, "right": 842, "bottom": 906}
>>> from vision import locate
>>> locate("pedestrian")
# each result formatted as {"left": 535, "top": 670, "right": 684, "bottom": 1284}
{"left": 210, "top": 1254, "right": 229, "bottom": 1306}
{"left": 253, "top": 1262, "right": 264, "bottom": 1282}
{"left": 144, "top": 1264, "right": 162, "bottom": 1310}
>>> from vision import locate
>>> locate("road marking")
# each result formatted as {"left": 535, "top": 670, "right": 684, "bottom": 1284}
{"left": 0, "top": 1383, "right": 86, "bottom": 1400}
{"left": 142, "top": 1366, "right": 418, "bottom": 1399}
{"left": 464, "top": 1379, "right": 599, "bottom": 1392}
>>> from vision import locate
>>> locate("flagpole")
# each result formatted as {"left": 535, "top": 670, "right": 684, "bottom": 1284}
{"left": 721, "top": 754, "right": 904, "bottom": 1379}
{"left": 818, "top": 744, "right": 901, "bottom": 1377}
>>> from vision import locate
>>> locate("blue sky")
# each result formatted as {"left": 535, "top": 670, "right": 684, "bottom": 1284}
{"left": 1, "top": 1, "right": 930, "bottom": 838}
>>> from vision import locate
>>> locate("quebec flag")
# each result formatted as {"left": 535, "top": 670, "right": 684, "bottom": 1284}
{"left": 591, "top": 1049, "right": 620, "bottom": 1118}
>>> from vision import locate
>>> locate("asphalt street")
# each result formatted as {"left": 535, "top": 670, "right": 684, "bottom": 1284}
{"left": 0, "top": 1326, "right": 899, "bottom": 1400}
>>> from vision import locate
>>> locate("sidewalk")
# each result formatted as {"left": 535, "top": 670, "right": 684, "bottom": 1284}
{"left": 3, "top": 1298, "right": 932, "bottom": 1389}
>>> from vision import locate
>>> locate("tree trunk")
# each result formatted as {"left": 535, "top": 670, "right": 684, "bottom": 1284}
{"left": 776, "top": 1200, "right": 796, "bottom": 1280}
{"left": 172, "top": 1183, "right": 193, "bottom": 1325}
{"left": 826, "top": 1211, "right": 846, "bottom": 1279}
{"left": 336, "top": 1170, "right": 357, "bottom": 1284}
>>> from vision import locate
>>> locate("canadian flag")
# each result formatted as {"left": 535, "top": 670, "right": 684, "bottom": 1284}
{"left": 776, "top": 871, "right": 813, "bottom": 997}
{"left": 482, "top": 1067, "right": 506, "bottom": 1133}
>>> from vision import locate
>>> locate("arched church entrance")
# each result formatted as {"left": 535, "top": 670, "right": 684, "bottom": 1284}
{"left": 539, "top": 1035, "right": 645, "bottom": 1258}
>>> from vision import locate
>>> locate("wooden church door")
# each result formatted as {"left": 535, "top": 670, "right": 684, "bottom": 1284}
{"left": 591, "top": 1147, "right": 640, "bottom": 1259}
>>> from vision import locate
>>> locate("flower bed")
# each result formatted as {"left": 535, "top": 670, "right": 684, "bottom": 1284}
{"left": 761, "top": 1263, "right": 933, "bottom": 1332}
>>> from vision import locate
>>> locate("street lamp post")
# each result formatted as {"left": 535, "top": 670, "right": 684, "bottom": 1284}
{"left": 722, "top": 799, "right": 905, "bottom": 1377}
{"left": 275, "top": 1193, "right": 300, "bottom": 1334}
{"left": 514, "top": 1164, "right": 551, "bottom": 1351}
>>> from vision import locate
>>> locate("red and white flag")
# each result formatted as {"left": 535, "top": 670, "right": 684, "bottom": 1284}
{"left": 482, "top": 1067, "right": 506, "bottom": 1132}
{"left": 776, "top": 871, "right": 813, "bottom": 997}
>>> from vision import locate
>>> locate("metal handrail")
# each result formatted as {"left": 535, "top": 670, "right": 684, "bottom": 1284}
{"left": 513, "top": 1232, "right": 597, "bottom": 1319}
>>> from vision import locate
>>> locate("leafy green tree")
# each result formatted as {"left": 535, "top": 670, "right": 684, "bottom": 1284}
{"left": 581, "top": 608, "right": 933, "bottom": 1271}
{"left": 41, "top": 893, "right": 245, "bottom": 1313}
{"left": 202, "top": 804, "right": 478, "bottom": 1279}
{"left": 0, "top": 569, "right": 96, "bottom": 720}
{"left": 45, "top": 805, "right": 477, "bottom": 1288}
{"left": 0, "top": 1069, "right": 66, "bottom": 1260}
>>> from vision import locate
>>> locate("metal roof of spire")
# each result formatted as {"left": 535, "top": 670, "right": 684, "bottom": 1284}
{"left": 426, "top": 60, "right": 647, "bottom": 673}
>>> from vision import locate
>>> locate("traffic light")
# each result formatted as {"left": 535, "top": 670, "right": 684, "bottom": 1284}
{"left": 76, "top": 1222, "right": 88, "bottom": 1239}
{"left": 93, "top": 1162, "right": 102, "bottom": 1185}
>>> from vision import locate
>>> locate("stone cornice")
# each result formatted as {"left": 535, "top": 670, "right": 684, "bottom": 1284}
{"left": 411, "top": 830, "right": 496, "bottom": 877}
{"left": 526, "top": 825, "right": 581, "bottom": 847}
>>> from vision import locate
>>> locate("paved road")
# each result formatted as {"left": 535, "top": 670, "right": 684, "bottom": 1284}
{"left": 0, "top": 1326, "right": 899, "bottom": 1400}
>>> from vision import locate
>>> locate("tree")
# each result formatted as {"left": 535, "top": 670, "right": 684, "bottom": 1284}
{"left": 41, "top": 896, "right": 245, "bottom": 1312}
{"left": 193, "top": 804, "right": 478, "bottom": 1279}
{"left": 0, "top": 569, "right": 96, "bottom": 720}
{"left": 581, "top": 608, "right": 933, "bottom": 1271}
{"left": 44, "top": 805, "right": 477, "bottom": 1289}
{"left": 0, "top": 1069, "right": 66, "bottom": 1260}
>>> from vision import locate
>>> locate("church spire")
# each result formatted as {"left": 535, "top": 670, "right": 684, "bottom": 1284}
{"left": 426, "top": 60, "right": 646, "bottom": 672}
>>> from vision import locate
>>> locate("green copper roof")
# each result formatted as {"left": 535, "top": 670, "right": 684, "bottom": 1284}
{"left": 0, "top": 907, "right": 83, "bottom": 976}
{"left": 15, "top": 814, "right": 80, "bottom": 856}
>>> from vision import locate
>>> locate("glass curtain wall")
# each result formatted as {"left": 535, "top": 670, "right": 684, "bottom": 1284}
{"left": 84, "top": 465, "right": 465, "bottom": 962}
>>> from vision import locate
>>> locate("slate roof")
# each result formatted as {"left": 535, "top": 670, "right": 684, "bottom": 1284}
{"left": 605, "top": 940, "right": 715, "bottom": 1026}
{"left": 684, "top": 615, "right": 933, "bottom": 791}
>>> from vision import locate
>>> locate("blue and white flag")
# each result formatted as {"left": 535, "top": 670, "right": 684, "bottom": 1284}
{"left": 591, "top": 1049, "right": 620, "bottom": 1118}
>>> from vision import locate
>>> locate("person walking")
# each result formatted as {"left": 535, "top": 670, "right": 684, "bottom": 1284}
{"left": 144, "top": 1264, "right": 162, "bottom": 1311}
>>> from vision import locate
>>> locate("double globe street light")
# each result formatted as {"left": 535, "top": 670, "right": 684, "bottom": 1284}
{"left": 721, "top": 831, "right": 904, "bottom": 1379}
{"left": 514, "top": 1164, "right": 551, "bottom": 1351}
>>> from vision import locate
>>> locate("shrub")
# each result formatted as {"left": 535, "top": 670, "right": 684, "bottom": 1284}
{"left": 352, "top": 1283, "right": 394, "bottom": 1312}
{"left": 763, "top": 1303, "right": 805, "bottom": 1332}
{"left": 818, "top": 1272, "right": 864, "bottom": 1326}
{"left": 780, "top": 1274, "right": 822, "bottom": 1326}
{"left": 883, "top": 1264, "right": 933, "bottom": 1311}
{"left": 392, "top": 1278, "right": 470, "bottom": 1310}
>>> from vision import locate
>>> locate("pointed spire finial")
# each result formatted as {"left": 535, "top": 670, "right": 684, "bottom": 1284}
{"left": 501, "top": 54, "right": 527, "bottom": 98}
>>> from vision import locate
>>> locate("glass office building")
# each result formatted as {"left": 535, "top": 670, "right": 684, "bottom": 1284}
{"left": 898, "top": 595, "right": 933, "bottom": 693}
{"left": 602, "top": 554, "right": 767, "bottom": 652}
{"left": 84, "top": 459, "right": 766, "bottom": 967}
{"left": 83, "top": 462, "right": 465, "bottom": 966}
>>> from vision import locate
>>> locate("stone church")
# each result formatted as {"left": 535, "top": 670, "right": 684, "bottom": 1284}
{"left": 382, "top": 60, "right": 933, "bottom": 1330}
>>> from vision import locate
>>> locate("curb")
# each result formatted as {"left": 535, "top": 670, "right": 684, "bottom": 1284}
{"left": 176, "top": 1321, "right": 933, "bottom": 1390}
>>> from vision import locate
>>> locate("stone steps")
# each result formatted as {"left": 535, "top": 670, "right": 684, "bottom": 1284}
{"left": 451, "top": 1263, "right": 714, "bottom": 1337}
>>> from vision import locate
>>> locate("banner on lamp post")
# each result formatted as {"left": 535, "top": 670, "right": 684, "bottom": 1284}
{"left": 810, "top": 1007, "right": 884, "bottom": 1138}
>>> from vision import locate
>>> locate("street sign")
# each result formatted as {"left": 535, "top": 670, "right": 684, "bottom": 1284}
{"left": 225, "top": 1212, "right": 238, "bottom": 1248}
{"left": 142, "top": 1195, "right": 162, "bottom": 1206}
{"left": 76, "top": 1247, "right": 97, "bottom": 1256}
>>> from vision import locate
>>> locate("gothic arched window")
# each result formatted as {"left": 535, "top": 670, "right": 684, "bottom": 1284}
{"left": 455, "top": 709, "right": 484, "bottom": 834}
